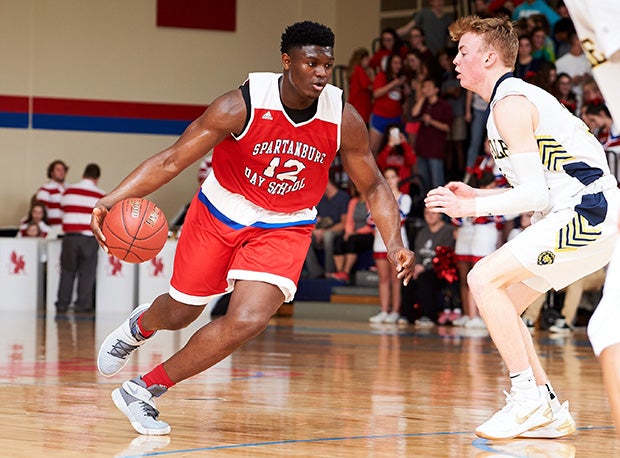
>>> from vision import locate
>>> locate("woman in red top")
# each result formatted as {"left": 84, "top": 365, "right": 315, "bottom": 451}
{"left": 347, "top": 48, "right": 374, "bottom": 126}
{"left": 369, "top": 53, "right": 407, "bottom": 154}
{"left": 368, "top": 28, "right": 407, "bottom": 74}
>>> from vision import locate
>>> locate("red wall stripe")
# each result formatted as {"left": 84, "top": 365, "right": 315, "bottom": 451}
{"left": 33, "top": 97, "right": 206, "bottom": 121}
{"left": 0, "top": 95, "right": 29, "bottom": 113}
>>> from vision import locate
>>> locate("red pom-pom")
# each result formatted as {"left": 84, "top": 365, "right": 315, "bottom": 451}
{"left": 433, "top": 245, "right": 459, "bottom": 283}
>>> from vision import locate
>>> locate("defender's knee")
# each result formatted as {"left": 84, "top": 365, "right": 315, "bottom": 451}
{"left": 467, "top": 262, "right": 495, "bottom": 312}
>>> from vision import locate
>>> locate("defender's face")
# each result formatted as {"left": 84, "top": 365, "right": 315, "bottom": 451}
{"left": 283, "top": 45, "right": 334, "bottom": 101}
{"left": 453, "top": 32, "right": 487, "bottom": 92}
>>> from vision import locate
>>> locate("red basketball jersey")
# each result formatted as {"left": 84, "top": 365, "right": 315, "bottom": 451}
{"left": 212, "top": 72, "right": 343, "bottom": 213}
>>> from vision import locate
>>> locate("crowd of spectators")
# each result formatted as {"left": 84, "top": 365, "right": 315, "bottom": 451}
{"left": 17, "top": 1, "right": 615, "bottom": 328}
{"left": 310, "top": 0, "right": 616, "bottom": 328}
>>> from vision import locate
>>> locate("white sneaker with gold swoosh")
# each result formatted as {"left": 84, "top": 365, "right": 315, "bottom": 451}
{"left": 519, "top": 401, "right": 576, "bottom": 438}
{"left": 475, "top": 389, "right": 553, "bottom": 440}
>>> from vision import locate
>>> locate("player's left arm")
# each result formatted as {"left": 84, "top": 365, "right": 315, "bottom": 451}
{"left": 339, "top": 103, "right": 414, "bottom": 285}
{"left": 475, "top": 95, "right": 549, "bottom": 216}
{"left": 425, "top": 96, "right": 548, "bottom": 218}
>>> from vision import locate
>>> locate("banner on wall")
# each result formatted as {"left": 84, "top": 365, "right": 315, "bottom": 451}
{"left": 157, "top": 0, "right": 236, "bottom": 31}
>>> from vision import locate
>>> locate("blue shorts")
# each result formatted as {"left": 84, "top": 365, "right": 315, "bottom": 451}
{"left": 369, "top": 114, "right": 402, "bottom": 134}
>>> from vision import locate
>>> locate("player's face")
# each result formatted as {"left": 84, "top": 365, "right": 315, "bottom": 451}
{"left": 453, "top": 32, "right": 488, "bottom": 92}
{"left": 282, "top": 45, "right": 334, "bottom": 104}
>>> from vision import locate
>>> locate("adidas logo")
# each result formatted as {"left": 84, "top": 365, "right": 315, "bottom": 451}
{"left": 261, "top": 111, "right": 273, "bottom": 120}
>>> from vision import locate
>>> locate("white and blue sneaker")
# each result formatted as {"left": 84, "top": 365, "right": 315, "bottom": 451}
{"left": 112, "top": 377, "right": 170, "bottom": 435}
{"left": 98, "top": 303, "right": 154, "bottom": 377}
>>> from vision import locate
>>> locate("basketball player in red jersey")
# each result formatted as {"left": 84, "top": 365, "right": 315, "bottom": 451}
{"left": 91, "top": 21, "right": 415, "bottom": 435}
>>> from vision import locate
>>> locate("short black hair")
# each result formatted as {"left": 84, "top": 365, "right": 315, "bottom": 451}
{"left": 585, "top": 103, "right": 611, "bottom": 118}
{"left": 83, "top": 163, "right": 101, "bottom": 179}
{"left": 280, "top": 21, "right": 334, "bottom": 55}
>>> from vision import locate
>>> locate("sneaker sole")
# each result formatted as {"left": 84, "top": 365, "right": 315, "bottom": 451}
{"left": 111, "top": 388, "right": 171, "bottom": 435}
{"left": 97, "top": 304, "right": 151, "bottom": 377}
{"left": 475, "top": 405, "right": 554, "bottom": 440}
{"left": 518, "top": 419, "right": 576, "bottom": 438}
{"left": 519, "top": 404, "right": 577, "bottom": 438}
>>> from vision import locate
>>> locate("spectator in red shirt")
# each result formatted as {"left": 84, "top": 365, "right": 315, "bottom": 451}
{"left": 369, "top": 53, "right": 407, "bottom": 154}
{"left": 369, "top": 28, "right": 407, "bottom": 74}
{"left": 347, "top": 48, "right": 374, "bottom": 126}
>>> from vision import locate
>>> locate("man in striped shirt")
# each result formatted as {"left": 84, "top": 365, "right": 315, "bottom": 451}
{"left": 56, "top": 163, "right": 106, "bottom": 314}
{"left": 36, "top": 160, "right": 68, "bottom": 238}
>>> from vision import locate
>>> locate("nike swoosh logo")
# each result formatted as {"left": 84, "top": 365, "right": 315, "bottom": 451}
{"left": 126, "top": 384, "right": 140, "bottom": 396}
{"left": 515, "top": 405, "right": 543, "bottom": 424}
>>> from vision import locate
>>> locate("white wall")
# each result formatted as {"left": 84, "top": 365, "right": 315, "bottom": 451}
{"left": 0, "top": 0, "right": 380, "bottom": 226}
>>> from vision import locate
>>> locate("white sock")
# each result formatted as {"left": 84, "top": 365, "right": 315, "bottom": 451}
{"left": 540, "top": 382, "right": 562, "bottom": 411}
{"left": 509, "top": 367, "right": 539, "bottom": 400}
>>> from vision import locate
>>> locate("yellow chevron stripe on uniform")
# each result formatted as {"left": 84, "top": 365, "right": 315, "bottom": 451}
{"left": 556, "top": 213, "right": 602, "bottom": 251}
{"left": 537, "top": 136, "right": 572, "bottom": 171}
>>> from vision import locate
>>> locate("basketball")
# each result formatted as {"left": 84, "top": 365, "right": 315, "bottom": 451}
{"left": 102, "top": 198, "right": 169, "bottom": 263}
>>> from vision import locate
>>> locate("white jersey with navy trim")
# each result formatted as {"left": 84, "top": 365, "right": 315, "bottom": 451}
{"left": 564, "top": 0, "right": 620, "bottom": 123}
{"left": 486, "top": 76, "right": 612, "bottom": 217}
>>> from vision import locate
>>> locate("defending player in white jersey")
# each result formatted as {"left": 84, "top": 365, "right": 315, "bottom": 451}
{"left": 425, "top": 15, "right": 620, "bottom": 440}
{"left": 565, "top": 0, "right": 620, "bottom": 435}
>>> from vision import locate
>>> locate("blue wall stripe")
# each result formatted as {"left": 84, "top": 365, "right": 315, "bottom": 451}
{"left": 32, "top": 114, "right": 191, "bottom": 135}
{"left": 0, "top": 113, "right": 29, "bottom": 128}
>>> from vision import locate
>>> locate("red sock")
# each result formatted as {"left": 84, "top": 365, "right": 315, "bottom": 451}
{"left": 137, "top": 313, "right": 155, "bottom": 338}
{"left": 142, "top": 363, "right": 175, "bottom": 389}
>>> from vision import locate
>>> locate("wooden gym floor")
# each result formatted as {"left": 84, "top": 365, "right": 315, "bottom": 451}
{"left": 0, "top": 308, "right": 618, "bottom": 457}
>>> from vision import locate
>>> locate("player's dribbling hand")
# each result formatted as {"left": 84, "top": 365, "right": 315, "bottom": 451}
{"left": 390, "top": 248, "right": 415, "bottom": 286}
{"left": 91, "top": 203, "right": 109, "bottom": 253}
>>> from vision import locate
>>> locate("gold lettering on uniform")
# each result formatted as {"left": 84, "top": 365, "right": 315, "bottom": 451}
{"left": 581, "top": 38, "right": 607, "bottom": 68}
{"left": 489, "top": 139, "right": 509, "bottom": 159}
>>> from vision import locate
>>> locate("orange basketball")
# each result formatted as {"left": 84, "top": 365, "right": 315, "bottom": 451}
{"left": 102, "top": 198, "right": 168, "bottom": 263}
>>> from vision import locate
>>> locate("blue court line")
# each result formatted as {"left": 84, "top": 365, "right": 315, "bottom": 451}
{"left": 118, "top": 425, "right": 614, "bottom": 457}
{"left": 119, "top": 430, "right": 472, "bottom": 457}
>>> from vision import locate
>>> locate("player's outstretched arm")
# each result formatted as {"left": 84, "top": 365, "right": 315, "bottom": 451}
{"left": 339, "top": 104, "right": 414, "bottom": 285}
{"left": 90, "top": 89, "right": 247, "bottom": 249}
